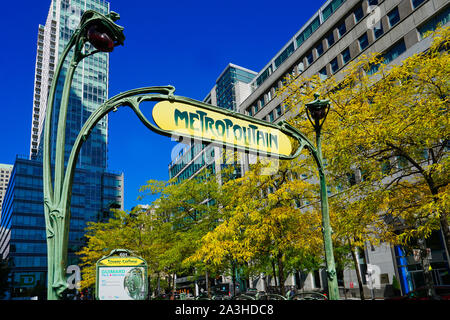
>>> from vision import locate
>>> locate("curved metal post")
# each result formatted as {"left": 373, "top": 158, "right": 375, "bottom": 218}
{"left": 43, "top": 10, "right": 125, "bottom": 300}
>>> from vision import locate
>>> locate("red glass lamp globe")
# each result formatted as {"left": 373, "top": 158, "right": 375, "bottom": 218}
{"left": 87, "top": 24, "right": 115, "bottom": 52}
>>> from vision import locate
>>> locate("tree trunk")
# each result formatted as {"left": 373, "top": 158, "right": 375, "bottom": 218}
{"left": 206, "top": 269, "right": 210, "bottom": 298}
{"left": 349, "top": 239, "right": 365, "bottom": 300}
{"left": 231, "top": 262, "right": 236, "bottom": 296}
{"left": 157, "top": 273, "right": 160, "bottom": 296}
{"left": 426, "top": 179, "right": 449, "bottom": 268}
{"left": 173, "top": 273, "right": 176, "bottom": 294}
{"left": 277, "top": 254, "right": 286, "bottom": 296}
{"left": 271, "top": 259, "right": 278, "bottom": 290}
{"left": 169, "top": 273, "right": 176, "bottom": 300}
{"left": 168, "top": 274, "right": 171, "bottom": 291}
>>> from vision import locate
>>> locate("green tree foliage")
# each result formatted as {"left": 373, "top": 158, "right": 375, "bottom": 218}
{"left": 189, "top": 159, "right": 326, "bottom": 295}
{"left": 77, "top": 168, "right": 222, "bottom": 291}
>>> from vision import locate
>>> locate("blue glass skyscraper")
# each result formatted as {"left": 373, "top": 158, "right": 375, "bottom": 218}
{"left": 0, "top": 0, "right": 123, "bottom": 299}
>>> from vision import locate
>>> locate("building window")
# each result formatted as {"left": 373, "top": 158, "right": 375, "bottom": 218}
{"left": 259, "top": 96, "right": 265, "bottom": 108}
{"left": 337, "top": 21, "right": 347, "bottom": 38}
{"left": 330, "top": 57, "right": 339, "bottom": 74}
{"left": 268, "top": 112, "right": 274, "bottom": 123}
{"left": 367, "top": 61, "right": 380, "bottom": 75}
{"left": 322, "top": 0, "right": 346, "bottom": 22}
{"left": 368, "top": 0, "right": 379, "bottom": 6}
{"left": 297, "top": 62, "right": 305, "bottom": 73}
{"left": 411, "top": 0, "right": 426, "bottom": 9}
{"left": 296, "top": 16, "right": 321, "bottom": 47}
{"left": 388, "top": 7, "right": 401, "bottom": 27}
{"left": 247, "top": 107, "right": 253, "bottom": 116}
{"left": 274, "top": 42, "right": 295, "bottom": 68}
{"left": 368, "top": 38, "right": 407, "bottom": 75}
{"left": 319, "top": 67, "right": 328, "bottom": 80}
{"left": 374, "top": 23, "right": 384, "bottom": 39}
{"left": 316, "top": 42, "right": 324, "bottom": 57}
{"left": 256, "top": 66, "right": 273, "bottom": 87}
{"left": 383, "top": 39, "right": 406, "bottom": 64}
{"left": 354, "top": 6, "right": 364, "bottom": 23}
{"left": 418, "top": 6, "right": 450, "bottom": 38}
{"left": 358, "top": 32, "right": 369, "bottom": 51}
{"left": 326, "top": 32, "right": 335, "bottom": 47}
{"left": 306, "top": 51, "right": 314, "bottom": 65}
{"left": 275, "top": 105, "right": 282, "bottom": 118}
{"left": 341, "top": 47, "right": 351, "bottom": 64}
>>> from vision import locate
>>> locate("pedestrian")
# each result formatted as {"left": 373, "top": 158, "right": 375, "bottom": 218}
{"left": 288, "top": 286, "right": 295, "bottom": 299}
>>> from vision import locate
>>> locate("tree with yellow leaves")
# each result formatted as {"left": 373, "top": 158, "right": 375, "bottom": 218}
{"left": 76, "top": 207, "right": 155, "bottom": 290}
{"left": 278, "top": 26, "right": 449, "bottom": 296}
{"left": 189, "top": 158, "right": 326, "bottom": 295}
{"left": 77, "top": 168, "right": 222, "bottom": 295}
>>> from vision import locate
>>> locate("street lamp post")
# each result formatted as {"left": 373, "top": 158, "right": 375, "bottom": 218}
{"left": 42, "top": 9, "right": 342, "bottom": 301}
{"left": 305, "top": 93, "right": 340, "bottom": 300}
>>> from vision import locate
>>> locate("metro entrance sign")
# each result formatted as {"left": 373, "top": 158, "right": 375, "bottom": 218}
{"left": 96, "top": 249, "right": 148, "bottom": 300}
{"left": 152, "top": 99, "right": 309, "bottom": 159}
{"left": 153, "top": 100, "right": 293, "bottom": 158}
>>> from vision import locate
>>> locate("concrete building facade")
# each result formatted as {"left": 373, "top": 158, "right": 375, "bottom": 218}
{"left": 168, "top": 0, "right": 450, "bottom": 298}
{"left": 235, "top": 0, "right": 449, "bottom": 297}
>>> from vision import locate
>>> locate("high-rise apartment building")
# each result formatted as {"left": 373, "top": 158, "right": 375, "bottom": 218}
{"left": 0, "top": 0, "right": 123, "bottom": 299}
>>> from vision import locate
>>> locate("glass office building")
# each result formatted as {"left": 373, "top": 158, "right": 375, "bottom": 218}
{"left": 215, "top": 65, "right": 258, "bottom": 112}
{"left": 0, "top": 156, "right": 122, "bottom": 298}
{"left": 0, "top": 0, "right": 124, "bottom": 299}
{"left": 30, "top": 0, "right": 111, "bottom": 172}
{"left": 168, "top": 64, "right": 257, "bottom": 183}
{"left": 0, "top": 165, "right": 123, "bottom": 299}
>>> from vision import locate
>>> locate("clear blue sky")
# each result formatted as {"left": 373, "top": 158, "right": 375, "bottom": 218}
{"left": 0, "top": 0, "right": 324, "bottom": 210}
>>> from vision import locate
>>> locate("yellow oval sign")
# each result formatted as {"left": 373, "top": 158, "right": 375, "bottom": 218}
{"left": 97, "top": 257, "right": 146, "bottom": 266}
{"left": 152, "top": 100, "right": 293, "bottom": 157}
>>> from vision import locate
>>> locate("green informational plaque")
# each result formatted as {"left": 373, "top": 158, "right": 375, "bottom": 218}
{"left": 95, "top": 249, "right": 148, "bottom": 300}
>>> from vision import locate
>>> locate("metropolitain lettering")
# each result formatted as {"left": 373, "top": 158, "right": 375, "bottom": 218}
{"left": 174, "top": 108, "right": 279, "bottom": 150}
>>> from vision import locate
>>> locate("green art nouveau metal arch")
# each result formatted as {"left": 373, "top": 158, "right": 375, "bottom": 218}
{"left": 43, "top": 10, "right": 338, "bottom": 300}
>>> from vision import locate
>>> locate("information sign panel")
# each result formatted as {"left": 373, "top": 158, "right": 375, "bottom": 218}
{"left": 96, "top": 249, "right": 148, "bottom": 300}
